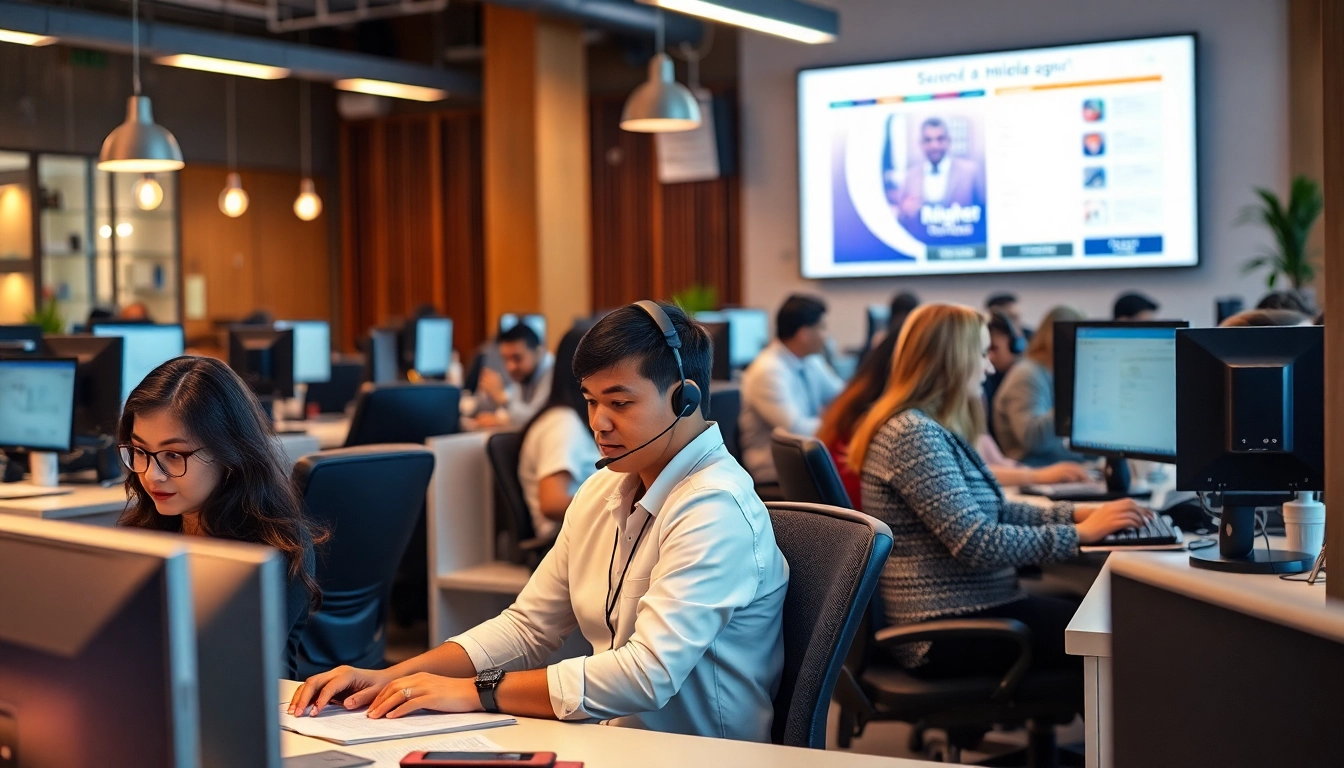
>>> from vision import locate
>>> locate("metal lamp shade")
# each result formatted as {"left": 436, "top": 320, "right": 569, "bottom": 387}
{"left": 620, "top": 53, "right": 701, "bottom": 133}
{"left": 98, "top": 96, "right": 185, "bottom": 172}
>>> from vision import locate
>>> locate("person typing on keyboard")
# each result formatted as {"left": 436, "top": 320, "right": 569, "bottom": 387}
{"left": 847, "top": 304, "right": 1152, "bottom": 682}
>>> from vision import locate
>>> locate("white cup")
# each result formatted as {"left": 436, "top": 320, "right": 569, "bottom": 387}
{"left": 1283, "top": 496, "right": 1326, "bottom": 559}
{"left": 29, "top": 451, "right": 60, "bottom": 488}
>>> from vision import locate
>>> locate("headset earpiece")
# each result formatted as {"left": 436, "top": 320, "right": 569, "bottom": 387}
{"left": 674, "top": 379, "right": 702, "bottom": 418}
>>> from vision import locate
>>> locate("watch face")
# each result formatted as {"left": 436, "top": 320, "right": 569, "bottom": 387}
{"left": 476, "top": 667, "right": 505, "bottom": 687}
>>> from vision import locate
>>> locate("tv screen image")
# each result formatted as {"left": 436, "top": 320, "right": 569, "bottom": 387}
{"left": 799, "top": 35, "right": 1197, "bottom": 278}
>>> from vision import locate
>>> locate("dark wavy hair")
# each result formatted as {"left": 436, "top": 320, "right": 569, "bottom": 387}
{"left": 117, "top": 356, "right": 323, "bottom": 608}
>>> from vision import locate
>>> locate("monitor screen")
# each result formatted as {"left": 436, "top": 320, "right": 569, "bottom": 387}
{"left": 1070, "top": 325, "right": 1180, "bottom": 460}
{"left": 281, "top": 321, "right": 331, "bottom": 384}
{"left": 0, "top": 358, "right": 78, "bottom": 453}
{"left": 92, "top": 323, "right": 185, "bottom": 402}
{"left": 799, "top": 34, "right": 1197, "bottom": 278}
{"left": 722, "top": 308, "right": 771, "bottom": 369}
{"left": 414, "top": 317, "right": 453, "bottom": 377}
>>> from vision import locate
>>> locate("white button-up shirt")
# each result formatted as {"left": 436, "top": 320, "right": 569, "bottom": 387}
{"left": 449, "top": 423, "right": 789, "bottom": 742}
{"left": 738, "top": 340, "right": 846, "bottom": 484}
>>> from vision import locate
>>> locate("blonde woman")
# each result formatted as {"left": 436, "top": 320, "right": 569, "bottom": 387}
{"left": 992, "top": 305, "right": 1085, "bottom": 466}
{"left": 849, "top": 304, "right": 1149, "bottom": 680}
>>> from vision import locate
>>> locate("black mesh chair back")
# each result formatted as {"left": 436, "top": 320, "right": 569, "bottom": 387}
{"left": 768, "top": 501, "right": 892, "bottom": 748}
{"left": 292, "top": 445, "right": 435, "bottom": 676}
{"left": 343, "top": 383, "right": 460, "bottom": 447}
{"left": 709, "top": 385, "right": 743, "bottom": 463}
{"left": 305, "top": 357, "right": 365, "bottom": 414}
{"left": 485, "top": 430, "right": 537, "bottom": 566}
{"left": 770, "top": 430, "right": 854, "bottom": 508}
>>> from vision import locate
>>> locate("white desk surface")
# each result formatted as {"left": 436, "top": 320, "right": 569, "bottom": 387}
{"left": 0, "top": 483, "right": 127, "bottom": 521}
{"left": 279, "top": 681, "right": 926, "bottom": 768}
{"left": 1065, "top": 536, "right": 1333, "bottom": 658}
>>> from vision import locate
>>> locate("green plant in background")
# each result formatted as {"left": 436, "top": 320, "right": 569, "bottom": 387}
{"left": 24, "top": 291, "right": 64, "bottom": 334}
{"left": 670, "top": 284, "right": 719, "bottom": 315}
{"left": 1238, "top": 175, "right": 1323, "bottom": 298}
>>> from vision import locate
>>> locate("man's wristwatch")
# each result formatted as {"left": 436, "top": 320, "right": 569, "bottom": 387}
{"left": 475, "top": 667, "right": 506, "bottom": 713}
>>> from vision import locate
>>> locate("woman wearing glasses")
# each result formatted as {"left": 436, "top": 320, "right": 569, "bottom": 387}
{"left": 116, "top": 355, "right": 321, "bottom": 677}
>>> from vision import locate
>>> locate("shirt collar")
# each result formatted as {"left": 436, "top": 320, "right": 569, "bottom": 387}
{"left": 604, "top": 422, "right": 725, "bottom": 521}
{"left": 770, "top": 340, "right": 806, "bottom": 372}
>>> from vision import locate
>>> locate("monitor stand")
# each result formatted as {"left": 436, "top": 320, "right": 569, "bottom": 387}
{"left": 1189, "top": 492, "right": 1314, "bottom": 574}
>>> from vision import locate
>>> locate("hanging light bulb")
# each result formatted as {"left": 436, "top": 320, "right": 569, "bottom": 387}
{"left": 293, "top": 178, "right": 322, "bottom": 221}
{"left": 115, "top": 222, "right": 134, "bottom": 238}
{"left": 132, "top": 173, "right": 164, "bottom": 210}
{"left": 292, "top": 82, "right": 323, "bottom": 221}
{"left": 219, "top": 172, "right": 249, "bottom": 217}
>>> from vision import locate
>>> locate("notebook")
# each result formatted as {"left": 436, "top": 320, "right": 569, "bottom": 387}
{"left": 279, "top": 705, "right": 515, "bottom": 746}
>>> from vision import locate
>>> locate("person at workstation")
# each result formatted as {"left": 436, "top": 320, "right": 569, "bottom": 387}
{"left": 1220, "top": 308, "right": 1311, "bottom": 327}
{"left": 290, "top": 302, "right": 790, "bottom": 742}
{"left": 517, "top": 322, "right": 598, "bottom": 540}
{"left": 992, "top": 305, "right": 1087, "bottom": 467}
{"left": 848, "top": 304, "right": 1150, "bottom": 681}
{"left": 981, "top": 310, "right": 1021, "bottom": 438}
{"left": 985, "top": 291, "right": 1030, "bottom": 337}
{"left": 473, "top": 323, "right": 555, "bottom": 428}
{"left": 119, "top": 300, "right": 154, "bottom": 323}
{"left": 116, "top": 356, "right": 321, "bottom": 678}
{"left": 739, "top": 294, "right": 845, "bottom": 495}
{"left": 1111, "top": 291, "right": 1158, "bottom": 321}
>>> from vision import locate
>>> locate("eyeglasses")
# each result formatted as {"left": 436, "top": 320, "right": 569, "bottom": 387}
{"left": 118, "top": 444, "right": 212, "bottom": 479}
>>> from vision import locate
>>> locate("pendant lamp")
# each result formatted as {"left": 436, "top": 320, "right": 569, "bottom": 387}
{"left": 219, "top": 78, "right": 249, "bottom": 217}
{"left": 98, "top": 0, "right": 184, "bottom": 172}
{"left": 620, "top": 11, "right": 700, "bottom": 133}
{"left": 293, "top": 81, "right": 323, "bottom": 221}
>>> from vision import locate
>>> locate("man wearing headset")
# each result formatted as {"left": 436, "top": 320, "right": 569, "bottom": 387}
{"left": 290, "top": 302, "right": 790, "bottom": 742}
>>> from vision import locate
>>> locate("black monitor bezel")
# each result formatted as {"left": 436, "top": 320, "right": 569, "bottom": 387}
{"left": 40, "top": 335, "right": 126, "bottom": 439}
{"left": 0, "top": 356, "right": 79, "bottom": 453}
{"left": 227, "top": 326, "right": 296, "bottom": 399}
{"left": 1057, "top": 319, "right": 1188, "bottom": 464}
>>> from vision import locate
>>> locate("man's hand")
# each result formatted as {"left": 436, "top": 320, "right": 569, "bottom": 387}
{"left": 365, "top": 672, "right": 484, "bottom": 719}
{"left": 477, "top": 368, "right": 507, "bottom": 404}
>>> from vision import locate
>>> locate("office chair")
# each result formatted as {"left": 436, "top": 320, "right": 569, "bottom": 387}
{"left": 767, "top": 501, "right": 893, "bottom": 749}
{"left": 709, "top": 385, "right": 744, "bottom": 464}
{"left": 485, "top": 430, "right": 557, "bottom": 570}
{"left": 769, "top": 429, "right": 854, "bottom": 508}
{"left": 343, "top": 382, "right": 461, "bottom": 447}
{"left": 292, "top": 445, "right": 435, "bottom": 677}
{"left": 305, "top": 356, "right": 365, "bottom": 414}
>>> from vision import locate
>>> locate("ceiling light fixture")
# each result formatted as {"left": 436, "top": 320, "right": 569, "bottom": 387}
{"left": 132, "top": 174, "right": 164, "bottom": 210}
{"left": 334, "top": 78, "right": 447, "bottom": 102}
{"left": 154, "top": 54, "right": 290, "bottom": 80}
{"left": 620, "top": 10, "right": 701, "bottom": 133}
{"left": 218, "top": 78, "right": 248, "bottom": 217}
{"left": 0, "top": 29, "right": 57, "bottom": 47}
{"left": 97, "top": 0, "right": 185, "bottom": 172}
{"left": 293, "top": 81, "right": 322, "bottom": 221}
{"left": 639, "top": 0, "right": 838, "bottom": 44}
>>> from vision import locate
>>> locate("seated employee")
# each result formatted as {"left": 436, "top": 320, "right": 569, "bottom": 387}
{"left": 739, "top": 294, "right": 845, "bottom": 493}
{"left": 290, "top": 302, "right": 790, "bottom": 742}
{"left": 1112, "top": 291, "right": 1159, "bottom": 321}
{"left": 517, "top": 323, "right": 597, "bottom": 539}
{"left": 117, "top": 356, "right": 320, "bottom": 678}
{"left": 993, "top": 305, "right": 1087, "bottom": 467}
{"left": 982, "top": 310, "right": 1023, "bottom": 438}
{"left": 849, "top": 304, "right": 1149, "bottom": 680}
{"left": 474, "top": 323, "right": 555, "bottom": 428}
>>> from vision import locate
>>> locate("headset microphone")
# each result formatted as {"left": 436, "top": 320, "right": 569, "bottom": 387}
{"left": 593, "top": 416, "right": 682, "bottom": 470}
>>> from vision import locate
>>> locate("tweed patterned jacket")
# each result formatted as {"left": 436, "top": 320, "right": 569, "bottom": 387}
{"left": 860, "top": 409, "right": 1079, "bottom": 666}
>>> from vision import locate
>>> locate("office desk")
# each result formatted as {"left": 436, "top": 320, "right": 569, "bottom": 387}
{"left": 1064, "top": 537, "right": 1319, "bottom": 768}
{"left": 277, "top": 416, "right": 352, "bottom": 450}
{"left": 0, "top": 483, "right": 127, "bottom": 526}
{"left": 278, "top": 681, "right": 927, "bottom": 768}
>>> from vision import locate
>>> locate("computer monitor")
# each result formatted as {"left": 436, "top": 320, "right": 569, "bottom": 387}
{"left": 0, "top": 324, "right": 42, "bottom": 357}
{"left": 1176, "top": 325, "right": 1323, "bottom": 573}
{"left": 229, "top": 326, "right": 296, "bottom": 399}
{"left": 0, "top": 516, "right": 200, "bottom": 767}
{"left": 367, "top": 327, "right": 400, "bottom": 385}
{"left": 278, "top": 320, "right": 332, "bottom": 385}
{"left": 412, "top": 316, "right": 453, "bottom": 378}
{"left": 693, "top": 312, "right": 733, "bottom": 381}
{"left": 1065, "top": 322, "right": 1188, "bottom": 463}
{"left": 91, "top": 322, "right": 186, "bottom": 402}
{"left": 499, "top": 312, "right": 547, "bottom": 346}
{"left": 182, "top": 537, "right": 285, "bottom": 768}
{"left": 0, "top": 358, "right": 78, "bottom": 453}
{"left": 722, "top": 308, "right": 770, "bottom": 369}
{"left": 41, "top": 335, "right": 126, "bottom": 438}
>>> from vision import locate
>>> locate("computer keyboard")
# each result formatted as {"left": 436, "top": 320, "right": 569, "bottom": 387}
{"left": 1099, "top": 514, "right": 1179, "bottom": 546}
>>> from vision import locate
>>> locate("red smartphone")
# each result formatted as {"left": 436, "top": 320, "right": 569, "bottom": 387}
{"left": 399, "top": 752, "right": 556, "bottom": 768}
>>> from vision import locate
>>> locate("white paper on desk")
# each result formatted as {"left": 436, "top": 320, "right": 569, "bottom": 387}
{"left": 351, "top": 734, "right": 504, "bottom": 767}
{"left": 279, "top": 705, "right": 514, "bottom": 745}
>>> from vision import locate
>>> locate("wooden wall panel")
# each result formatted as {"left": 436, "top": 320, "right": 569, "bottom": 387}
{"left": 340, "top": 111, "right": 486, "bottom": 354}
{"left": 1321, "top": 0, "right": 1343, "bottom": 600}
{"left": 180, "top": 164, "right": 330, "bottom": 350}
{"left": 588, "top": 90, "right": 741, "bottom": 310}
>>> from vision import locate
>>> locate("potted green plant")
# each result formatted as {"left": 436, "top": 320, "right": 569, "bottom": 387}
{"left": 1238, "top": 175, "right": 1323, "bottom": 306}
{"left": 23, "top": 288, "right": 64, "bottom": 334}
{"left": 670, "top": 284, "right": 719, "bottom": 315}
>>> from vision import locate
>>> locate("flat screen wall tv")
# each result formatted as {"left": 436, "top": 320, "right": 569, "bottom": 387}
{"left": 798, "top": 34, "right": 1197, "bottom": 278}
